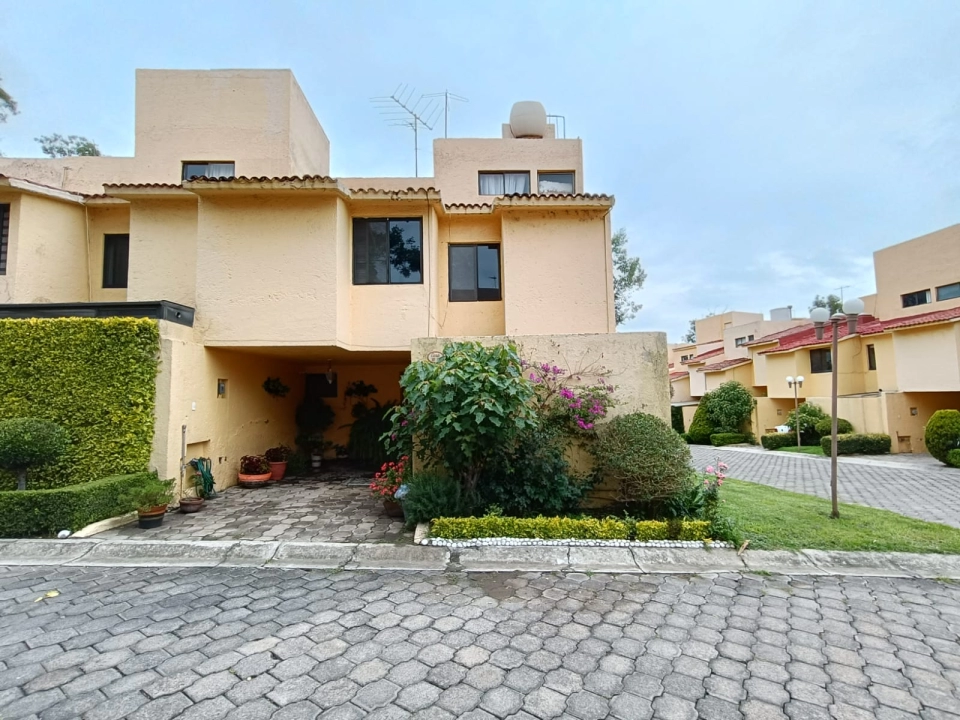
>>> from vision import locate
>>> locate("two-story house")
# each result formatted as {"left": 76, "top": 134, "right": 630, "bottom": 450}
{"left": 0, "top": 69, "right": 668, "bottom": 487}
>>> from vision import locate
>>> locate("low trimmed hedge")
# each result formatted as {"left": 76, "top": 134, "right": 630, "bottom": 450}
{"left": 761, "top": 432, "right": 798, "bottom": 450}
{"left": 820, "top": 433, "right": 891, "bottom": 456}
{"left": 814, "top": 417, "right": 854, "bottom": 437}
{"left": 710, "top": 433, "right": 747, "bottom": 447}
{"left": 431, "top": 516, "right": 713, "bottom": 542}
{"left": 0, "top": 472, "right": 152, "bottom": 537}
{"left": 947, "top": 449, "right": 960, "bottom": 469}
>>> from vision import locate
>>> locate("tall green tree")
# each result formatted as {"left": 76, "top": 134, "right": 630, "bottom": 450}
{"left": 682, "top": 319, "right": 697, "bottom": 344}
{"left": 810, "top": 294, "right": 842, "bottom": 315}
{"left": 612, "top": 228, "right": 647, "bottom": 326}
{"left": 35, "top": 134, "right": 101, "bottom": 158}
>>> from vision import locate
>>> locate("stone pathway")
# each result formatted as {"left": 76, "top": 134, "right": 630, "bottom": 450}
{"left": 690, "top": 445, "right": 960, "bottom": 528}
{"left": 97, "top": 479, "right": 410, "bottom": 544}
{"left": 0, "top": 565, "right": 958, "bottom": 719}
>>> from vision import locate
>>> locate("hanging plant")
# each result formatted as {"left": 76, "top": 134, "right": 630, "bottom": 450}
{"left": 262, "top": 377, "right": 290, "bottom": 398}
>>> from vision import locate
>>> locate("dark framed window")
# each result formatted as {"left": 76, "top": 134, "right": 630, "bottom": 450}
{"left": 102, "top": 234, "right": 129, "bottom": 289}
{"left": 0, "top": 203, "right": 9, "bottom": 275}
{"left": 735, "top": 336, "right": 748, "bottom": 347}
{"left": 867, "top": 344, "right": 877, "bottom": 371}
{"left": 537, "top": 172, "right": 575, "bottom": 194}
{"left": 936, "top": 282, "right": 960, "bottom": 302}
{"left": 353, "top": 218, "right": 422, "bottom": 285}
{"left": 182, "top": 162, "right": 235, "bottom": 181}
{"left": 478, "top": 172, "right": 530, "bottom": 195}
{"left": 902, "top": 289, "right": 931, "bottom": 308}
{"left": 810, "top": 348, "right": 832, "bottom": 374}
{"left": 449, "top": 244, "right": 501, "bottom": 302}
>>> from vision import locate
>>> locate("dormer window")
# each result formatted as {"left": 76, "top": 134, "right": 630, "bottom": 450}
{"left": 478, "top": 172, "right": 530, "bottom": 195}
{"left": 538, "top": 172, "right": 575, "bottom": 194}
{"left": 182, "top": 162, "right": 235, "bottom": 181}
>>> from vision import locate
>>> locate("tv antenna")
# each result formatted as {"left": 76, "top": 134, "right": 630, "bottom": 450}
{"left": 836, "top": 285, "right": 852, "bottom": 301}
{"left": 371, "top": 84, "right": 441, "bottom": 177}
{"left": 423, "top": 90, "right": 469, "bottom": 138}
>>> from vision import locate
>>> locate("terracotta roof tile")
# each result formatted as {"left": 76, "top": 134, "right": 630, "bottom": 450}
{"left": 700, "top": 357, "right": 752, "bottom": 373}
{"left": 882, "top": 305, "right": 960, "bottom": 330}
{"left": 745, "top": 325, "right": 812, "bottom": 346}
{"left": 102, "top": 182, "right": 184, "bottom": 190}
{"left": 685, "top": 347, "right": 724, "bottom": 363}
{"left": 761, "top": 315, "right": 884, "bottom": 354}
{"left": 184, "top": 174, "right": 338, "bottom": 184}
{"left": 669, "top": 370, "right": 689, "bottom": 381}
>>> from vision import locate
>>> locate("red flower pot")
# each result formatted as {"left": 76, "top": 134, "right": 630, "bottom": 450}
{"left": 269, "top": 461, "right": 287, "bottom": 481}
{"left": 238, "top": 472, "right": 272, "bottom": 489}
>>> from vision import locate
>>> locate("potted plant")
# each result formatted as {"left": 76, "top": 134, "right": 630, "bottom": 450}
{"left": 296, "top": 399, "right": 335, "bottom": 471}
{"left": 265, "top": 444, "right": 291, "bottom": 481}
{"left": 123, "top": 477, "right": 175, "bottom": 528}
{"left": 370, "top": 456, "right": 408, "bottom": 518}
{"left": 178, "top": 471, "right": 205, "bottom": 514}
{"left": 238, "top": 455, "right": 272, "bottom": 488}
{"left": 333, "top": 443, "right": 349, "bottom": 459}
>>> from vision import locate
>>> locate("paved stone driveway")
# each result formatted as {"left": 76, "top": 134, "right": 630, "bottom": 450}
{"left": 690, "top": 446, "right": 960, "bottom": 528}
{"left": 1, "top": 565, "right": 959, "bottom": 719}
{"left": 98, "top": 480, "right": 410, "bottom": 544}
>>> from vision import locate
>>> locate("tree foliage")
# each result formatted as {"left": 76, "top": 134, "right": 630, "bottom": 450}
{"left": 612, "top": 228, "right": 647, "bottom": 326}
{"left": 0, "top": 418, "right": 69, "bottom": 490}
{"left": 810, "top": 294, "right": 843, "bottom": 315}
{"left": 924, "top": 410, "right": 960, "bottom": 465}
{"left": 703, "top": 381, "right": 755, "bottom": 433}
{"left": 786, "top": 402, "right": 829, "bottom": 445}
{"left": 681, "top": 320, "right": 697, "bottom": 344}
{"left": 35, "top": 133, "right": 101, "bottom": 158}
{"left": 0, "top": 76, "right": 16, "bottom": 124}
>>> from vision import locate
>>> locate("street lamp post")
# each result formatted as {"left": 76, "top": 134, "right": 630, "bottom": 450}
{"left": 786, "top": 375, "right": 804, "bottom": 448}
{"left": 811, "top": 298, "right": 866, "bottom": 519}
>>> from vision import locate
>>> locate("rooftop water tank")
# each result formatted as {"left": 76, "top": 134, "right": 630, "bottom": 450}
{"left": 509, "top": 101, "right": 547, "bottom": 138}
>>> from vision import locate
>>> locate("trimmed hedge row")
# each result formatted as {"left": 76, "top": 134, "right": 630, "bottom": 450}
{"left": 710, "top": 433, "right": 747, "bottom": 447}
{"left": 761, "top": 432, "right": 798, "bottom": 450}
{"left": 814, "top": 417, "right": 854, "bottom": 436}
{"left": 0, "top": 472, "right": 153, "bottom": 537}
{"left": 431, "top": 516, "right": 712, "bottom": 542}
{"left": 820, "top": 433, "right": 891, "bottom": 456}
{"left": 0, "top": 318, "right": 160, "bottom": 489}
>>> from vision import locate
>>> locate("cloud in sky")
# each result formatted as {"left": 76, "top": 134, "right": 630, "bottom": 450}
{"left": 1, "top": 0, "right": 957, "bottom": 339}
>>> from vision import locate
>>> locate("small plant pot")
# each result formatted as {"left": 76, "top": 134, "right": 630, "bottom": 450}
{"left": 137, "top": 505, "right": 168, "bottom": 529}
{"left": 311, "top": 453, "right": 322, "bottom": 470}
{"left": 178, "top": 497, "right": 204, "bottom": 514}
{"left": 383, "top": 499, "right": 404, "bottom": 519}
{"left": 238, "top": 472, "right": 272, "bottom": 489}
{"left": 269, "top": 461, "right": 287, "bottom": 481}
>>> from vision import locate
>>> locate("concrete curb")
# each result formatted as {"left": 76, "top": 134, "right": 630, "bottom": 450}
{"left": 0, "top": 538, "right": 958, "bottom": 578}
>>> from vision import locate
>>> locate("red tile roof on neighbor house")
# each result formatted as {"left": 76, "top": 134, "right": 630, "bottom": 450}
{"left": 881, "top": 305, "right": 960, "bottom": 330}
{"left": 745, "top": 325, "right": 813, "bottom": 347}
{"left": 700, "top": 357, "right": 752, "bottom": 373}
{"left": 684, "top": 347, "right": 724, "bottom": 363}
{"left": 669, "top": 370, "right": 689, "bottom": 381}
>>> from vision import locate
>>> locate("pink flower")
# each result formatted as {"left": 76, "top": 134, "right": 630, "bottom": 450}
{"left": 718, "top": 462, "right": 729, "bottom": 471}
{"left": 706, "top": 465, "right": 715, "bottom": 474}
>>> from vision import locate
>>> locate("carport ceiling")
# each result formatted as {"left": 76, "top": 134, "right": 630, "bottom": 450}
{"left": 208, "top": 345, "right": 411, "bottom": 366}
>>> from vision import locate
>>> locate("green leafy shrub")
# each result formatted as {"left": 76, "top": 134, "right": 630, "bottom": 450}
{"left": 924, "top": 410, "right": 960, "bottom": 465}
{"left": 814, "top": 417, "right": 854, "bottom": 437}
{"left": 0, "top": 418, "right": 70, "bottom": 490}
{"left": 761, "top": 432, "right": 799, "bottom": 450}
{"left": 432, "top": 515, "right": 631, "bottom": 540}
{"left": 710, "top": 433, "right": 747, "bottom": 447}
{"left": 346, "top": 400, "right": 396, "bottom": 466}
{"left": 0, "top": 318, "right": 160, "bottom": 489}
{"left": 947, "top": 449, "right": 960, "bottom": 469}
{"left": 670, "top": 406, "right": 685, "bottom": 434}
{"left": 594, "top": 412, "right": 692, "bottom": 503}
{"left": 120, "top": 476, "right": 174, "bottom": 511}
{"left": 703, "top": 381, "right": 755, "bottom": 433}
{"left": 677, "top": 520, "right": 711, "bottom": 541}
{"left": 685, "top": 397, "right": 714, "bottom": 444}
{"left": 786, "top": 403, "right": 829, "bottom": 445}
{"left": 663, "top": 473, "right": 706, "bottom": 519}
{"left": 0, "top": 472, "right": 152, "bottom": 537}
{"left": 634, "top": 520, "right": 669, "bottom": 541}
{"left": 820, "top": 433, "right": 891, "bottom": 456}
{"left": 402, "top": 472, "right": 473, "bottom": 526}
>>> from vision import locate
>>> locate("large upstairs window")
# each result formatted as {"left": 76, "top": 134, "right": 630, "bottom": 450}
{"left": 0, "top": 203, "right": 9, "bottom": 275}
{"left": 936, "top": 282, "right": 960, "bottom": 302}
{"left": 478, "top": 172, "right": 530, "bottom": 195}
{"left": 449, "top": 244, "right": 501, "bottom": 302}
{"left": 810, "top": 348, "right": 832, "bottom": 374}
{"left": 902, "top": 289, "right": 931, "bottom": 308}
{"left": 182, "top": 162, "right": 235, "bottom": 181}
{"left": 102, "top": 234, "right": 130, "bottom": 289}
{"left": 353, "top": 218, "right": 422, "bottom": 285}
{"left": 538, "top": 172, "right": 575, "bottom": 194}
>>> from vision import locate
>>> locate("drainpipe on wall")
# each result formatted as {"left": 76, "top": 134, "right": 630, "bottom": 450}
{"left": 83, "top": 204, "right": 93, "bottom": 301}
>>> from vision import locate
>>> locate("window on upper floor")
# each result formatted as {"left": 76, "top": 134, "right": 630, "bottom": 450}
{"left": 867, "top": 344, "right": 877, "bottom": 371}
{"left": 449, "top": 244, "right": 501, "bottom": 302}
{"left": 353, "top": 218, "right": 422, "bottom": 285}
{"left": 810, "top": 347, "right": 832, "bottom": 374}
{"left": 0, "top": 203, "right": 9, "bottom": 275}
{"left": 936, "top": 282, "right": 960, "bottom": 302}
{"left": 680, "top": 354, "right": 692, "bottom": 362}
{"left": 735, "top": 336, "right": 748, "bottom": 347}
{"left": 478, "top": 172, "right": 530, "bottom": 196}
{"left": 748, "top": 334, "right": 755, "bottom": 341}
{"left": 902, "top": 289, "right": 931, "bottom": 308}
{"left": 537, "top": 172, "right": 575, "bottom": 194}
{"left": 102, "top": 234, "right": 130, "bottom": 289}
{"left": 182, "top": 162, "right": 235, "bottom": 181}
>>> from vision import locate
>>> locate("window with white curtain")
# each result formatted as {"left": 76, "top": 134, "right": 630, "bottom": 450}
{"left": 537, "top": 172, "right": 575, "bottom": 194}
{"left": 182, "top": 162, "right": 236, "bottom": 180}
{"left": 478, "top": 172, "right": 530, "bottom": 195}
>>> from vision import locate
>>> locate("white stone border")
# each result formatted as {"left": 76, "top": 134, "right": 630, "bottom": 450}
{"left": 423, "top": 536, "right": 732, "bottom": 549}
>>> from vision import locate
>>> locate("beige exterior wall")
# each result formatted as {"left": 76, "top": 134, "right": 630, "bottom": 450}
{"left": 695, "top": 311, "right": 762, "bottom": 345}
{"left": 882, "top": 391, "right": 960, "bottom": 454}
{"left": 87, "top": 204, "right": 130, "bottom": 302}
{"left": 127, "top": 199, "right": 198, "bottom": 307}
{"left": 765, "top": 337, "right": 873, "bottom": 399}
{"left": 703, "top": 363, "right": 755, "bottom": 393}
{"left": 681, "top": 404, "right": 698, "bottom": 431}
{"left": 722, "top": 318, "right": 807, "bottom": 359}
{"left": 0, "top": 193, "right": 19, "bottom": 303}
{"left": 755, "top": 397, "right": 796, "bottom": 436}
{"left": 668, "top": 343, "right": 697, "bottom": 367}
{"left": 671, "top": 375, "right": 693, "bottom": 403}
{"left": 892, "top": 324, "right": 960, "bottom": 392}
{"left": 805, "top": 395, "right": 886, "bottom": 436}
{"left": 436, "top": 215, "right": 505, "bottom": 337}
{"left": 433, "top": 137, "right": 583, "bottom": 206}
{"left": 874, "top": 224, "right": 960, "bottom": 321}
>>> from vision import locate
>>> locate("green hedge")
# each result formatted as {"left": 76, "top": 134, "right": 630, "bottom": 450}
{"left": 0, "top": 472, "right": 152, "bottom": 537}
{"left": 670, "top": 406, "right": 685, "bottom": 434}
{"left": 761, "top": 432, "right": 798, "bottom": 450}
{"left": 0, "top": 318, "right": 160, "bottom": 489}
{"left": 924, "top": 410, "right": 960, "bottom": 465}
{"left": 685, "top": 399, "right": 714, "bottom": 444}
{"left": 431, "top": 516, "right": 713, "bottom": 542}
{"left": 814, "top": 417, "right": 854, "bottom": 437}
{"left": 710, "top": 433, "right": 747, "bottom": 447}
{"left": 820, "top": 433, "right": 891, "bottom": 456}
{"left": 947, "top": 449, "right": 960, "bottom": 469}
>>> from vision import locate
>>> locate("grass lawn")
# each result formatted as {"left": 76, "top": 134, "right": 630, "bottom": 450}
{"left": 776, "top": 446, "right": 825, "bottom": 456}
{"left": 721, "top": 478, "right": 960, "bottom": 554}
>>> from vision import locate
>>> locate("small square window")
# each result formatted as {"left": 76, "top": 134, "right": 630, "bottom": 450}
{"left": 449, "top": 244, "right": 501, "bottom": 302}
{"left": 936, "top": 282, "right": 960, "bottom": 302}
{"left": 901, "top": 289, "right": 931, "bottom": 308}
{"left": 810, "top": 348, "right": 832, "bottom": 374}
{"left": 735, "top": 336, "right": 748, "bottom": 347}
{"left": 537, "top": 172, "right": 575, "bottom": 194}
{"left": 102, "top": 234, "right": 129, "bottom": 289}
{"left": 353, "top": 218, "right": 422, "bottom": 285}
{"left": 217, "top": 379, "right": 228, "bottom": 398}
{"left": 478, "top": 172, "right": 530, "bottom": 195}
{"left": 182, "top": 162, "right": 235, "bottom": 181}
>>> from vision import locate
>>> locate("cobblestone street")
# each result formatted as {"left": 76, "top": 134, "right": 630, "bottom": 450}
{"left": 1, "top": 565, "right": 958, "bottom": 719}
{"left": 689, "top": 446, "right": 960, "bottom": 528}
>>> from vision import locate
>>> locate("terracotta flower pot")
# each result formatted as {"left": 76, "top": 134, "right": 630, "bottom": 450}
{"left": 138, "top": 505, "right": 168, "bottom": 529}
{"left": 238, "top": 472, "right": 272, "bottom": 489}
{"left": 179, "top": 497, "right": 204, "bottom": 514}
{"left": 383, "top": 499, "right": 404, "bottom": 518}
{"left": 269, "top": 461, "right": 287, "bottom": 481}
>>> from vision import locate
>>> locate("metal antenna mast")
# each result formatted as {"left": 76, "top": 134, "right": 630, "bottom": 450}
{"left": 371, "top": 85, "right": 441, "bottom": 177}
{"left": 423, "top": 90, "right": 469, "bottom": 138}
{"left": 836, "top": 285, "right": 852, "bottom": 301}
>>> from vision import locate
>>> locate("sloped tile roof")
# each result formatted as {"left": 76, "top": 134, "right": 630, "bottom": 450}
{"left": 700, "top": 357, "right": 752, "bottom": 373}
{"left": 669, "top": 371, "right": 689, "bottom": 381}
{"left": 685, "top": 347, "right": 724, "bottom": 363}
{"left": 761, "top": 315, "right": 884, "bottom": 354}
{"left": 882, "top": 305, "right": 960, "bottom": 330}
{"left": 184, "top": 174, "right": 338, "bottom": 184}
{"left": 745, "top": 325, "right": 812, "bottom": 346}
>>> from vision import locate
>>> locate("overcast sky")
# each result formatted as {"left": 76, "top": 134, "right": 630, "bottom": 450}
{"left": 1, "top": 0, "right": 958, "bottom": 340}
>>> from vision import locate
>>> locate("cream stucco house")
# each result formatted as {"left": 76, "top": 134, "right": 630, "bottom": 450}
{"left": 671, "top": 225, "right": 960, "bottom": 453}
{"left": 0, "top": 69, "right": 668, "bottom": 490}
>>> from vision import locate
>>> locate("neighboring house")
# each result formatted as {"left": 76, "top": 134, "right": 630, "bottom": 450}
{"left": 671, "top": 226, "right": 960, "bottom": 453}
{"left": 0, "top": 69, "right": 668, "bottom": 489}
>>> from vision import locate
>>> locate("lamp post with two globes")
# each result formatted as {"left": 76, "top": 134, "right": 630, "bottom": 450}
{"left": 785, "top": 375, "right": 804, "bottom": 449}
